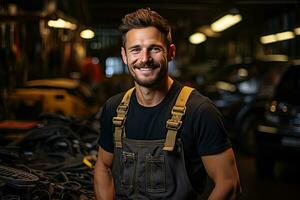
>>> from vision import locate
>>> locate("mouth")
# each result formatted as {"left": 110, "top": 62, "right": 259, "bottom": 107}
{"left": 134, "top": 64, "right": 155, "bottom": 69}
{"left": 133, "top": 65, "right": 158, "bottom": 77}
{"left": 138, "top": 67, "right": 153, "bottom": 71}
{"left": 135, "top": 67, "right": 155, "bottom": 73}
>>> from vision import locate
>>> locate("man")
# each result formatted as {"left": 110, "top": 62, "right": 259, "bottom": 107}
{"left": 94, "top": 8, "right": 241, "bottom": 200}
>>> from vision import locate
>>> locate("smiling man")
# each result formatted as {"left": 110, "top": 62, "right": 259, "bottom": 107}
{"left": 94, "top": 8, "right": 241, "bottom": 200}
{"left": 123, "top": 26, "right": 171, "bottom": 88}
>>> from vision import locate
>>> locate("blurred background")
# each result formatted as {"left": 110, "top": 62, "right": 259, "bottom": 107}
{"left": 0, "top": 0, "right": 300, "bottom": 199}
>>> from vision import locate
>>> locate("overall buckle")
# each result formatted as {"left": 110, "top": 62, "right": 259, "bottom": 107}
{"left": 113, "top": 117, "right": 125, "bottom": 127}
{"left": 166, "top": 119, "right": 182, "bottom": 131}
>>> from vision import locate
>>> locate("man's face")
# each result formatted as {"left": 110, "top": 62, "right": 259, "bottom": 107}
{"left": 121, "top": 27, "right": 175, "bottom": 88}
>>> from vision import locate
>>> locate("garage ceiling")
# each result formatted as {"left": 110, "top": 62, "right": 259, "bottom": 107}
{"left": 72, "top": 0, "right": 299, "bottom": 33}
{"left": 5, "top": 0, "right": 300, "bottom": 59}
{"left": 7, "top": 0, "right": 300, "bottom": 37}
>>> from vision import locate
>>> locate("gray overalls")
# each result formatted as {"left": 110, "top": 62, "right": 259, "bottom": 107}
{"left": 112, "top": 86, "right": 198, "bottom": 199}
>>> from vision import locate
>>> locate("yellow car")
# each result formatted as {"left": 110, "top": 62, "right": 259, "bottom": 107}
{"left": 8, "top": 78, "right": 99, "bottom": 119}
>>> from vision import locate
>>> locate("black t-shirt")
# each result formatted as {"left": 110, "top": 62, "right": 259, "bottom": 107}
{"left": 98, "top": 80, "right": 231, "bottom": 191}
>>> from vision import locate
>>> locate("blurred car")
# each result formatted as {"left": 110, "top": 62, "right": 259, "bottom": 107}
{"left": 8, "top": 78, "right": 99, "bottom": 119}
{"left": 203, "top": 55, "right": 288, "bottom": 152}
{"left": 255, "top": 60, "right": 300, "bottom": 176}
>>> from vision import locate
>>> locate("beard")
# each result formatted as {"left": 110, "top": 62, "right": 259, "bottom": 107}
{"left": 130, "top": 61, "right": 168, "bottom": 88}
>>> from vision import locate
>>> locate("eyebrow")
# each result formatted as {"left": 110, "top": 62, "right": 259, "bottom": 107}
{"left": 127, "top": 45, "right": 141, "bottom": 50}
{"left": 128, "top": 44, "right": 164, "bottom": 50}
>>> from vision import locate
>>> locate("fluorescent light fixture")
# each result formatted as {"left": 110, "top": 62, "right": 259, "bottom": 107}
{"left": 260, "top": 34, "right": 277, "bottom": 44}
{"left": 276, "top": 31, "right": 294, "bottom": 41}
{"left": 260, "top": 31, "right": 295, "bottom": 44}
{"left": 189, "top": 33, "right": 206, "bottom": 44}
{"left": 197, "top": 25, "right": 220, "bottom": 37}
{"left": 211, "top": 14, "right": 242, "bottom": 32}
{"left": 80, "top": 29, "right": 95, "bottom": 39}
{"left": 294, "top": 27, "right": 300, "bottom": 35}
{"left": 47, "top": 18, "right": 77, "bottom": 30}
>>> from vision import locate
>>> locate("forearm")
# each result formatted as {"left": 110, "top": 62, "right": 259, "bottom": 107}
{"left": 208, "top": 179, "right": 241, "bottom": 200}
{"left": 202, "top": 148, "right": 242, "bottom": 200}
{"left": 94, "top": 161, "right": 115, "bottom": 200}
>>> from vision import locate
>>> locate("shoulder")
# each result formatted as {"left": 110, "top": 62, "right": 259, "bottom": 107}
{"left": 187, "top": 89, "right": 219, "bottom": 113}
{"left": 185, "top": 89, "right": 224, "bottom": 127}
{"left": 183, "top": 89, "right": 230, "bottom": 155}
{"left": 105, "top": 92, "right": 125, "bottom": 108}
{"left": 101, "top": 92, "right": 126, "bottom": 117}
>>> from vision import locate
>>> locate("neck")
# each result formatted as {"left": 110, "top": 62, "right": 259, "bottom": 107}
{"left": 135, "top": 77, "right": 174, "bottom": 107}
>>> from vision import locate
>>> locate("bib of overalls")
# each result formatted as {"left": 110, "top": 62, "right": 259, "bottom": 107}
{"left": 112, "top": 86, "right": 198, "bottom": 200}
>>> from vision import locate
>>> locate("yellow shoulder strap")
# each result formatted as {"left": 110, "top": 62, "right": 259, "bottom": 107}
{"left": 112, "top": 87, "right": 135, "bottom": 148}
{"left": 163, "top": 86, "right": 194, "bottom": 151}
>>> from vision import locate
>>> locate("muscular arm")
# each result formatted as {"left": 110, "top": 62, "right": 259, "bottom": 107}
{"left": 94, "top": 147, "right": 115, "bottom": 200}
{"left": 202, "top": 148, "right": 242, "bottom": 200}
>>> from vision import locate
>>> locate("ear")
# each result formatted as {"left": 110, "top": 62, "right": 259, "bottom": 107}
{"left": 121, "top": 47, "right": 128, "bottom": 65}
{"left": 167, "top": 44, "right": 176, "bottom": 61}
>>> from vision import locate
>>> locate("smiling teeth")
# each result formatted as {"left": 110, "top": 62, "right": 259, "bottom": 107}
{"left": 140, "top": 68, "right": 151, "bottom": 71}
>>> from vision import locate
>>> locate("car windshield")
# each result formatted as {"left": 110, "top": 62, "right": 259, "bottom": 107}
{"left": 274, "top": 65, "right": 300, "bottom": 105}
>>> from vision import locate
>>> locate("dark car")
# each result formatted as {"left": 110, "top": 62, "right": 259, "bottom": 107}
{"left": 203, "top": 56, "right": 288, "bottom": 152}
{"left": 255, "top": 60, "right": 300, "bottom": 176}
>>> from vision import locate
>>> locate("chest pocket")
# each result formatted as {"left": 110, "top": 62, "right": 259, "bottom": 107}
{"left": 145, "top": 154, "right": 166, "bottom": 193}
{"left": 120, "top": 151, "right": 136, "bottom": 191}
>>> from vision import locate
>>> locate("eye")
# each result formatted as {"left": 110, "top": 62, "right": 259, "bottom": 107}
{"left": 130, "top": 48, "right": 141, "bottom": 54}
{"left": 150, "top": 46, "right": 163, "bottom": 53}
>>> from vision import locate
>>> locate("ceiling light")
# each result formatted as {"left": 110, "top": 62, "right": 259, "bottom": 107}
{"left": 197, "top": 25, "right": 220, "bottom": 37}
{"left": 294, "top": 27, "right": 300, "bottom": 35}
{"left": 47, "top": 18, "right": 77, "bottom": 30}
{"left": 80, "top": 29, "right": 95, "bottom": 39}
{"left": 211, "top": 14, "right": 242, "bottom": 32}
{"left": 276, "top": 31, "right": 295, "bottom": 41}
{"left": 188, "top": 33, "right": 206, "bottom": 44}
{"left": 260, "top": 31, "right": 295, "bottom": 44}
{"left": 260, "top": 34, "right": 277, "bottom": 44}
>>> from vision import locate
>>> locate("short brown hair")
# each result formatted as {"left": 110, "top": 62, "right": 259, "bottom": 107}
{"left": 119, "top": 8, "right": 172, "bottom": 47}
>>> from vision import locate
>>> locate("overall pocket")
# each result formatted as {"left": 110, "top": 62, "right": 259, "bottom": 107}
{"left": 145, "top": 155, "right": 166, "bottom": 193}
{"left": 120, "top": 151, "right": 137, "bottom": 192}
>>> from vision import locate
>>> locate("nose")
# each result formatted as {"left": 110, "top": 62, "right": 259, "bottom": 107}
{"left": 140, "top": 49, "right": 152, "bottom": 64}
